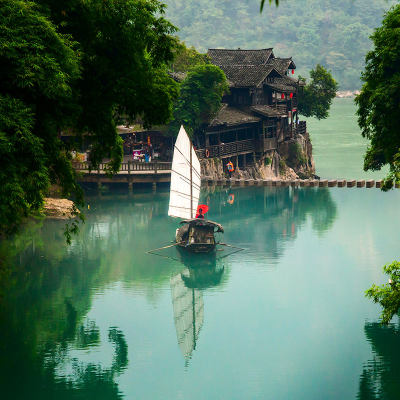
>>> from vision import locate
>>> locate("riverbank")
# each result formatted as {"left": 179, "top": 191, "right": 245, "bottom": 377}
{"left": 43, "top": 198, "right": 76, "bottom": 219}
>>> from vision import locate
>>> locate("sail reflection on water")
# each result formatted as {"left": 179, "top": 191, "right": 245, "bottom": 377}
{"left": 170, "top": 273, "right": 204, "bottom": 362}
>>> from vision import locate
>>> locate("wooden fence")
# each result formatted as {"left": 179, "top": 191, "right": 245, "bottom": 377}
{"left": 72, "top": 161, "right": 171, "bottom": 173}
{"left": 196, "top": 139, "right": 255, "bottom": 159}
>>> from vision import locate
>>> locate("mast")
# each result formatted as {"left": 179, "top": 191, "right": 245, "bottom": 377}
{"left": 190, "top": 139, "right": 193, "bottom": 218}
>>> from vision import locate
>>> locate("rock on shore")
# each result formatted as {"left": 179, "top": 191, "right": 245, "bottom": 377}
{"left": 43, "top": 198, "right": 77, "bottom": 219}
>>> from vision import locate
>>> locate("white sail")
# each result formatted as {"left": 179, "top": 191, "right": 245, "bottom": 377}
{"left": 168, "top": 126, "right": 201, "bottom": 220}
{"left": 170, "top": 273, "right": 204, "bottom": 361}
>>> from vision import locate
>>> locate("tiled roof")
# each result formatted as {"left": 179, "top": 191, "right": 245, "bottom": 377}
{"left": 209, "top": 104, "right": 261, "bottom": 127}
{"left": 265, "top": 76, "right": 299, "bottom": 92}
{"left": 221, "top": 64, "right": 276, "bottom": 87}
{"left": 208, "top": 48, "right": 274, "bottom": 66}
{"left": 268, "top": 58, "right": 296, "bottom": 74}
{"left": 168, "top": 71, "right": 187, "bottom": 82}
{"left": 249, "top": 105, "right": 287, "bottom": 117}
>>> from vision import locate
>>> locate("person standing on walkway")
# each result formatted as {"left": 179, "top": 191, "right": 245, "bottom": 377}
{"left": 226, "top": 160, "right": 234, "bottom": 178}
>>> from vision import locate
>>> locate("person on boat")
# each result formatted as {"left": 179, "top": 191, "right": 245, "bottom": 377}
{"left": 195, "top": 208, "right": 205, "bottom": 219}
{"left": 226, "top": 160, "right": 234, "bottom": 178}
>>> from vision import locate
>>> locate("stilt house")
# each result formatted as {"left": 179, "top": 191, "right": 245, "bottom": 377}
{"left": 195, "top": 48, "right": 307, "bottom": 169}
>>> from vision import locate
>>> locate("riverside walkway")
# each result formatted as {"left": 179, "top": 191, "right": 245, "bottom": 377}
{"left": 72, "top": 162, "right": 394, "bottom": 190}
{"left": 73, "top": 161, "right": 171, "bottom": 190}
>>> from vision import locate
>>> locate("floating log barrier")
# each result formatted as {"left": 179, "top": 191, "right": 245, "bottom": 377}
{"left": 319, "top": 179, "right": 328, "bottom": 187}
{"left": 366, "top": 180, "right": 375, "bottom": 188}
{"left": 202, "top": 177, "right": 397, "bottom": 189}
{"left": 347, "top": 180, "right": 356, "bottom": 187}
{"left": 357, "top": 180, "right": 365, "bottom": 188}
{"left": 328, "top": 180, "right": 337, "bottom": 187}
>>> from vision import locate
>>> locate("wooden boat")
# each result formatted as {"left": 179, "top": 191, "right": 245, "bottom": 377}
{"left": 168, "top": 126, "right": 224, "bottom": 253}
{"left": 175, "top": 219, "right": 224, "bottom": 253}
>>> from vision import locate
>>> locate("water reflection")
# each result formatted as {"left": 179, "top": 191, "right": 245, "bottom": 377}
{"left": 358, "top": 321, "right": 400, "bottom": 400}
{"left": 206, "top": 186, "right": 337, "bottom": 259}
{"left": 171, "top": 253, "right": 225, "bottom": 364}
{"left": 0, "top": 186, "right": 339, "bottom": 398}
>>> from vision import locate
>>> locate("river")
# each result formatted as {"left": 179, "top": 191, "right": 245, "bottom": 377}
{"left": 307, "top": 98, "right": 388, "bottom": 180}
{"left": 1, "top": 184, "right": 400, "bottom": 399}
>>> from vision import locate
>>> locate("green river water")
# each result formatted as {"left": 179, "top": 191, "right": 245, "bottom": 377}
{"left": 1, "top": 99, "right": 399, "bottom": 399}
{"left": 307, "top": 98, "right": 388, "bottom": 180}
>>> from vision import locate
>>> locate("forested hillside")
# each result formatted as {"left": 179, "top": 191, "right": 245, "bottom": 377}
{"left": 163, "top": 0, "right": 396, "bottom": 89}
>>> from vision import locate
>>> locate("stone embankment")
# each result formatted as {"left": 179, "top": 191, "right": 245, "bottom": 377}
{"left": 201, "top": 132, "right": 315, "bottom": 182}
{"left": 43, "top": 198, "right": 77, "bottom": 219}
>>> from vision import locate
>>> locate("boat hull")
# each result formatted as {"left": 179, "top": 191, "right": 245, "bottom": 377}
{"left": 176, "top": 242, "right": 216, "bottom": 253}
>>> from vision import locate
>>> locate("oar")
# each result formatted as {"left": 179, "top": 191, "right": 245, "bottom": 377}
{"left": 146, "top": 242, "right": 181, "bottom": 254}
{"left": 217, "top": 243, "right": 245, "bottom": 251}
{"left": 146, "top": 251, "right": 180, "bottom": 262}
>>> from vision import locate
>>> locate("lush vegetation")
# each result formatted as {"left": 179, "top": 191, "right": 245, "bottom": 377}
{"left": 0, "top": 0, "right": 179, "bottom": 237}
{"left": 358, "top": 5, "right": 400, "bottom": 324}
{"left": 298, "top": 64, "right": 338, "bottom": 119}
{"left": 163, "top": 0, "right": 396, "bottom": 89}
{"left": 366, "top": 261, "right": 400, "bottom": 325}
{"left": 169, "top": 64, "right": 229, "bottom": 138}
{"left": 356, "top": 4, "right": 400, "bottom": 191}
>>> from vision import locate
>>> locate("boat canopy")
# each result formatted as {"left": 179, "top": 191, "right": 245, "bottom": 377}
{"left": 179, "top": 219, "right": 224, "bottom": 233}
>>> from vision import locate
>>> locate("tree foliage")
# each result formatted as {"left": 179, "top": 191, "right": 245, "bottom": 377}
{"left": 171, "top": 42, "right": 210, "bottom": 73}
{"left": 355, "top": 4, "right": 400, "bottom": 190}
{"left": 0, "top": 0, "right": 179, "bottom": 236}
{"left": 169, "top": 64, "right": 229, "bottom": 137}
{"left": 298, "top": 64, "right": 338, "bottom": 119}
{"left": 163, "top": 0, "right": 396, "bottom": 90}
{"left": 0, "top": 0, "right": 80, "bottom": 234}
{"left": 366, "top": 261, "right": 400, "bottom": 325}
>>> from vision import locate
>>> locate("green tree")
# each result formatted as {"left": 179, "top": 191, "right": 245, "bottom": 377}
{"left": 355, "top": 4, "right": 400, "bottom": 190}
{"left": 298, "top": 64, "right": 338, "bottom": 119}
{"left": 366, "top": 261, "right": 400, "bottom": 325}
{"left": 171, "top": 42, "right": 210, "bottom": 73}
{"left": 0, "top": 0, "right": 80, "bottom": 234}
{"left": 0, "top": 0, "right": 179, "bottom": 236}
{"left": 169, "top": 64, "right": 228, "bottom": 137}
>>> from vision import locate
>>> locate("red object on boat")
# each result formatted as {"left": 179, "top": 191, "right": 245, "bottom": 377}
{"left": 292, "top": 69, "right": 295, "bottom": 74}
{"left": 290, "top": 92, "right": 293, "bottom": 99}
{"left": 197, "top": 204, "right": 209, "bottom": 214}
{"left": 281, "top": 93, "right": 285, "bottom": 99}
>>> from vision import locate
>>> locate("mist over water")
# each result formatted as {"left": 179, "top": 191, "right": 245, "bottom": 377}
{"left": 1, "top": 186, "right": 400, "bottom": 399}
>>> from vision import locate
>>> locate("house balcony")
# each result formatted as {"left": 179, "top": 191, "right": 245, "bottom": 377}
{"left": 196, "top": 139, "right": 255, "bottom": 160}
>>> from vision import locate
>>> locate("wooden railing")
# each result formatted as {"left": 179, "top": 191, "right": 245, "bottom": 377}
{"left": 72, "top": 161, "right": 172, "bottom": 173}
{"left": 196, "top": 139, "right": 255, "bottom": 159}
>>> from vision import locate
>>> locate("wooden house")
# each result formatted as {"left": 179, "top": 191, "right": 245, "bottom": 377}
{"left": 196, "top": 48, "right": 307, "bottom": 168}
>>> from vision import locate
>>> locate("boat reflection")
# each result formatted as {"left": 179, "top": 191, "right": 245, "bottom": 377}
{"left": 170, "top": 255, "right": 224, "bottom": 364}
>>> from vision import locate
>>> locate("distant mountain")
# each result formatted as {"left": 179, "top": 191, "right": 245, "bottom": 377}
{"left": 163, "top": 0, "right": 396, "bottom": 89}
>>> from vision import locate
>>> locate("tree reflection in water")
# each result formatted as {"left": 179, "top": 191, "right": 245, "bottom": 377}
{"left": 358, "top": 322, "right": 400, "bottom": 400}
{"left": 0, "top": 186, "right": 338, "bottom": 397}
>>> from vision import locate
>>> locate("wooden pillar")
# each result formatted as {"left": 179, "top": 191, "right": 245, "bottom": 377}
{"left": 253, "top": 152, "right": 256, "bottom": 164}
{"left": 235, "top": 155, "right": 238, "bottom": 169}
{"left": 205, "top": 134, "right": 210, "bottom": 147}
{"left": 243, "top": 154, "right": 247, "bottom": 168}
